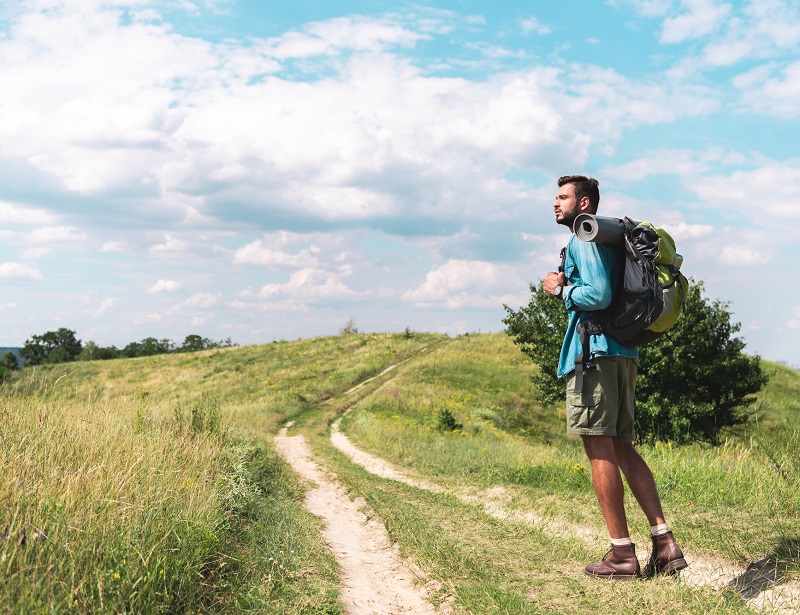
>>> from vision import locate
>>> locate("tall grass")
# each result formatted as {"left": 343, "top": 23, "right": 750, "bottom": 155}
{"left": 0, "top": 373, "right": 232, "bottom": 611}
{"left": 0, "top": 332, "right": 439, "bottom": 613}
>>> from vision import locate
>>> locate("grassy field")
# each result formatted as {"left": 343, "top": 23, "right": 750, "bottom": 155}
{"left": 1, "top": 331, "right": 797, "bottom": 613}
{"left": 0, "top": 333, "right": 440, "bottom": 613}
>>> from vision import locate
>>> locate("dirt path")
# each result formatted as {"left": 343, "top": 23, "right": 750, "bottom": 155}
{"left": 330, "top": 416, "right": 800, "bottom": 614}
{"left": 274, "top": 424, "right": 445, "bottom": 615}
{"left": 275, "top": 351, "right": 799, "bottom": 614}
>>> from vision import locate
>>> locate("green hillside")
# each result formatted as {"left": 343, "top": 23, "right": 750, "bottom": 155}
{"left": 0, "top": 332, "right": 797, "bottom": 613}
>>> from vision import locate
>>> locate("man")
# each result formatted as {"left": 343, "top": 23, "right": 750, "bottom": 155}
{"left": 543, "top": 175, "right": 687, "bottom": 580}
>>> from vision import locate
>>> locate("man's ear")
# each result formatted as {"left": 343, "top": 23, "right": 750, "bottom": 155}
{"left": 579, "top": 196, "right": 591, "bottom": 212}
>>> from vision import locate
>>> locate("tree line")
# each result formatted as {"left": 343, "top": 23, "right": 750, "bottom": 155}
{"left": 0, "top": 329, "right": 237, "bottom": 381}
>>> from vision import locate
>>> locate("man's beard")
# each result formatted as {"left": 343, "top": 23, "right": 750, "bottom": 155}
{"left": 557, "top": 210, "right": 579, "bottom": 229}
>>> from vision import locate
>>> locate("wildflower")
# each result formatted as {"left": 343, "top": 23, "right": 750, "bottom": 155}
{"left": 113, "top": 572, "right": 120, "bottom": 580}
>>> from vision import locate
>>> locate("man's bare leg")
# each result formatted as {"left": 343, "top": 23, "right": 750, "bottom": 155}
{"left": 581, "top": 435, "right": 629, "bottom": 539}
{"left": 613, "top": 439, "right": 665, "bottom": 527}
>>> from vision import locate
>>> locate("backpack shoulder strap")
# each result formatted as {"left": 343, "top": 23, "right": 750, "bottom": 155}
{"left": 574, "top": 318, "right": 603, "bottom": 394}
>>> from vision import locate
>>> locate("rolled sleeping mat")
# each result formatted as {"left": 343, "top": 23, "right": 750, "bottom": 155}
{"left": 574, "top": 214, "right": 627, "bottom": 244}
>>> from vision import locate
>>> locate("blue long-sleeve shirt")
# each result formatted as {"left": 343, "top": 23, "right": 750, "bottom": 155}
{"left": 557, "top": 235, "right": 638, "bottom": 378}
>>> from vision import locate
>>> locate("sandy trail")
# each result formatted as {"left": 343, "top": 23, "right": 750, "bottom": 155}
{"left": 274, "top": 424, "right": 443, "bottom": 615}
{"left": 330, "top": 416, "right": 800, "bottom": 613}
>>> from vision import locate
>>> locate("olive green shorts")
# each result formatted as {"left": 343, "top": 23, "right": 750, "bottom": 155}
{"left": 565, "top": 357, "right": 637, "bottom": 440}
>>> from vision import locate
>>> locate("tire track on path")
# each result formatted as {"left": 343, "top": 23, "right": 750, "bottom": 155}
{"left": 275, "top": 422, "right": 446, "bottom": 615}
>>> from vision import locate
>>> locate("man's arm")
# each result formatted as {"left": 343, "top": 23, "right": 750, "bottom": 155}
{"left": 562, "top": 242, "right": 614, "bottom": 311}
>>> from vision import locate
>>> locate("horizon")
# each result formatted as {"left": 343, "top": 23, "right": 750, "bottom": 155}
{"left": 1, "top": 0, "right": 799, "bottom": 365}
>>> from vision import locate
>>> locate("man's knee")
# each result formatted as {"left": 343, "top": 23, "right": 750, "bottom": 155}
{"left": 582, "top": 434, "right": 617, "bottom": 461}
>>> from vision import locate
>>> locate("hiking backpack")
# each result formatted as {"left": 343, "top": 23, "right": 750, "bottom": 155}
{"left": 566, "top": 216, "right": 689, "bottom": 393}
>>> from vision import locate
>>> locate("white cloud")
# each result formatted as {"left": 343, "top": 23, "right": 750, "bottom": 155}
{"left": 662, "top": 222, "right": 714, "bottom": 240}
{"left": 147, "top": 279, "right": 184, "bottom": 294}
{"left": 693, "top": 163, "right": 800, "bottom": 221}
{"left": 520, "top": 17, "right": 551, "bottom": 35}
{"left": 93, "top": 297, "right": 116, "bottom": 317}
{"left": 0, "top": 261, "right": 43, "bottom": 281}
{"left": 150, "top": 234, "right": 188, "bottom": 253}
{"left": 659, "top": 0, "right": 732, "bottom": 44}
{"left": 716, "top": 245, "right": 771, "bottom": 266}
{"left": 233, "top": 239, "right": 318, "bottom": 268}
{"left": 27, "top": 226, "right": 87, "bottom": 243}
{"left": 735, "top": 60, "right": 800, "bottom": 118}
{"left": 259, "top": 15, "right": 427, "bottom": 59}
{"left": 402, "top": 259, "right": 524, "bottom": 309}
{"left": 259, "top": 268, "right": 359, "bottom": 303}
{"left": 0, "top": 1, "right": 722, "bottom": 234}
{"left": 0, "top": 201, "right": 58, "bottom": 225}
{"left": 178, "top": 292, "right": 223, "bottom": 309}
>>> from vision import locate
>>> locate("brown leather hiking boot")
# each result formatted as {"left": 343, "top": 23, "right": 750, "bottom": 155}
{"left": 644, "top": 531, "right": 688, "bottom": 577}
{"left": 584, "top": 544, "right": 641, "bottom": 580}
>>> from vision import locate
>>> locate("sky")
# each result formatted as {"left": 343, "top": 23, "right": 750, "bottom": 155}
{"left": 1, "top": 0, "right": 799, "bottom": 366}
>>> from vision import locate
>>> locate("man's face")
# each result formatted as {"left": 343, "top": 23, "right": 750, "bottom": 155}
{"left": 554, "top": 183, "right": 584, "bottom": 229}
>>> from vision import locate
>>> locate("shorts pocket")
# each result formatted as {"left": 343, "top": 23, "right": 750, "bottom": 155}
{"left": 567, "top": 390, "right": 603, "bottom": 430}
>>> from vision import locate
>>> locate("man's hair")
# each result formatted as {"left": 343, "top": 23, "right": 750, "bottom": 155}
{"left": 558, "top": 175, "right": 600, "bottom": 212}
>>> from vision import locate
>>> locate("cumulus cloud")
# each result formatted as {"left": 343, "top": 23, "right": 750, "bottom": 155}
{"left": 0, "top": 261, "right": 43, "bottom": 281}
{"left": 233, "top": 233, "right": 320, "bottom": 268}
{"left": 692, "top": 163, "right": 800, "bottom": 221}
{"left": 150, "top": 234, "right": 188, "bottom": 253}
{"left": 147, "top": 279, "right": 184, "bottom": 294}
{"left": 659, "top": 0, "right": 732, "bottom": 44}
{"left": 27, "top": 226, "right": 87, "bottom": 243}
{"left": 402, "top": 259, "right": 524, "bottom": 309}
{"left": 259, "top": 15, "right": 428, "bottom": 59}
{"left": 259, "top": 268, "right": 360, "bottom": 303}
{"left": 0, "top": 201, "right": 58, "bottom": 225}
{"left": 0, "top": 0, "right": 723, "bottom": 240}
{"left": 735, "top": 60, "right": 800, "bottom": 118}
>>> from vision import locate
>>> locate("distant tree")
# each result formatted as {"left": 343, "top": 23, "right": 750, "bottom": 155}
{"left": 178, "top": 335, "right": 237, "bottom": 353}
{"left": 503, "top": 279, "right": 769, "bottom": 445}
{"left": 0, "top": 351, "right": 17, "bottom": 386}
{"left": 20, "top": 328, "right": 83, "bottom": 366}
{"left": 94, "top": 345, "right": 121, "bottom": 360}
{"left": 180, "top": 334, "right": 212, "bottom": 353}
{"left": 122, "top": 337, "right": 174, "bottom": 358}
{"left": 1, "top": 350, "right": 19, "bottom": 372}
{"left": 80, "top": 341, "right": 120, "bottom": 361}
{"left": 339, "top": 317, "right": 359, "bottom": 335}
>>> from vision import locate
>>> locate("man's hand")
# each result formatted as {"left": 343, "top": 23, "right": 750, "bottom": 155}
{"left": 543, "top": 271, "right": 566, "bottom": 296}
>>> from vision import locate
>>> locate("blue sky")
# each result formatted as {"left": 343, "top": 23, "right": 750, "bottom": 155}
{"left": 1, "top": 0, "right": 799, "bottom": 365}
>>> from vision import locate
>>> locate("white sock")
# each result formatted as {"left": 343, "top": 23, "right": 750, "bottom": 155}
{"left": 610, "top": 537, "right": 633, "bottom": 547}
{"left": 651, "top": 523, "right": 670, "bottom": 536}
